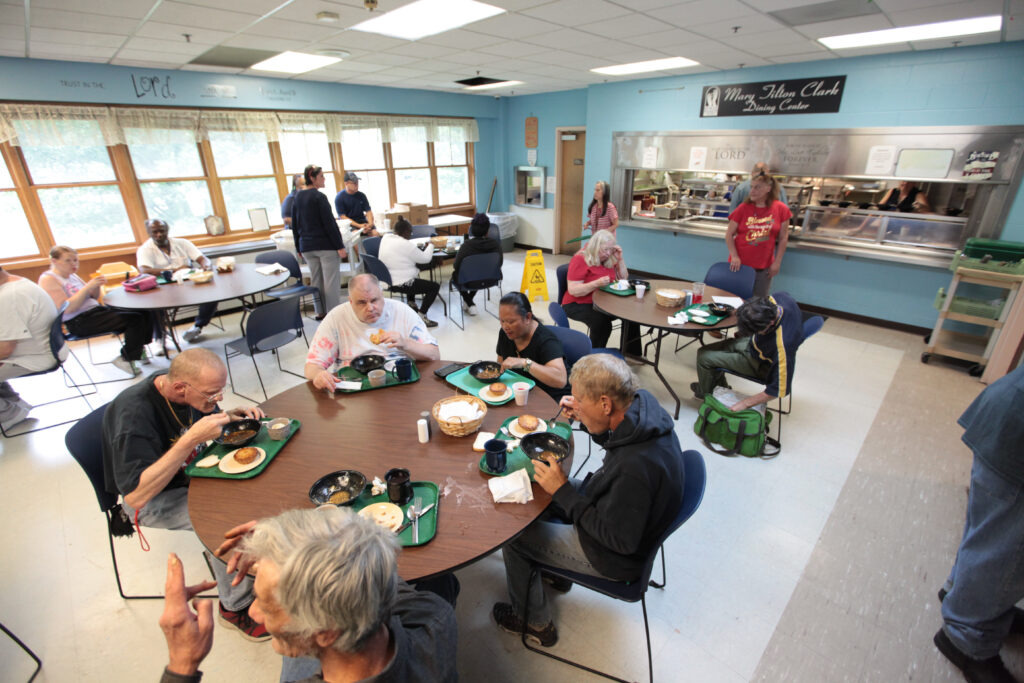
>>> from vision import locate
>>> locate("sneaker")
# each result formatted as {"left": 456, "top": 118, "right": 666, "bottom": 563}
{"left": 218, "top": 603, "right": 271, "bottom": 642}
{"left": 182, "top": 325, "right": 203, "bottom": 343}
{"left": 492, "top": 602, "right": 558, "bottom": 647}
{"left": 112, "top": 355, "right": 139, "bottom": 377}
{"left": 542, "top": 573, "right": 573, "bottom": 594}
{"left": 418, "top": 312, "right": 439, "bottom": 328}
{"left": 468, "top": 305, "right": 479, "bottom": 316}
{"left": 933, "top": 628, "right": 1015, "bottom": 683}
{"left": 0, "top": 402, "right": 31, "bottom": 432}
{"left": 139, "top": 349, "right": 152, "bottom": 365}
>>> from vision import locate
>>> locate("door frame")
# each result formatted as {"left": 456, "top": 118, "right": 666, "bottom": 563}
{"left": 553, "top": 126, "right": 586, "bottom": 255}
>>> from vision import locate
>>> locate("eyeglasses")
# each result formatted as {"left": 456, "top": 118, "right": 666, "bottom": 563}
{"left": 183, "top": 382, "right": 223, "bottom": 404}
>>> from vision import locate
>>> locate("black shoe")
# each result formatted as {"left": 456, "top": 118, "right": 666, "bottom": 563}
{"left": 492, "top": 602, "right": 558, "bottom": 647}
{"left": 939, "top": 588, "right": 1024, "bottom": 635}
{"left": 542, "top": 573, "right": 573, "bottom": 594}
{"left": 690, "top": 382, "right": 705, "bottom": 400}
{"left": 933, "top": 628, "right": 1015, "bottom": 683}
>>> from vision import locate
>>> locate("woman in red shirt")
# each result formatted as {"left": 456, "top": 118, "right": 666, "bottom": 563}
{"left": 561, "top": 230, "right": 640, "bottom": 354}
{"left": 583, "top": 181, "right": 618, "bottom": 234}
{"left": 726, "top": 172, "right": 791, "bottom": 298}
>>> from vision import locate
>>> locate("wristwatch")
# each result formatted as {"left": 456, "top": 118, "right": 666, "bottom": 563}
{"left": 523, "top": 359, "right": 533, "bottom": 373}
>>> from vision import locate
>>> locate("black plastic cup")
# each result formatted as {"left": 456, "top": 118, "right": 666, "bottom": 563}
{"left": 395, "top": 358, "right": 413, "bottom": 381}
{"left": 385, "top": 467, "right": 413, "bottom": 506}
{"left": 484, "top": 438, "right": 507, "bottom": 474}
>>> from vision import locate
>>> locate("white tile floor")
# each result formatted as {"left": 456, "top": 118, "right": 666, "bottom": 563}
{"left": 0, "top": 249, "right": 995, "bottom": 682}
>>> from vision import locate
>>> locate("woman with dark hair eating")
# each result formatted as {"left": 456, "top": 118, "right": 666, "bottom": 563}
{"left": 452, "top": 213, "right": 502, "bottom": 316}
{"left": 496, "top": 291, "right": 568, "bottom": 400}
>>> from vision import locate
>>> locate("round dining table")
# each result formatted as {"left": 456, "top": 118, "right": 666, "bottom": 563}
{"left": 102, "top": 263, "right": 290, "bottom": 353}
{"left": 593, "top": 279, "right": 740, "bottom": 419}
{"left": 188, "top": 360, "right": 567, "bottom": 582}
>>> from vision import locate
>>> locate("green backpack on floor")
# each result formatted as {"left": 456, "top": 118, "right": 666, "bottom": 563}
{"left": 694, "top": 394, "right": 779, "bottom": 458}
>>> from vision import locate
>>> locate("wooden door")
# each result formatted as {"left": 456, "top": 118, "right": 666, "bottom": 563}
{"left": 556, "top": 131, "right": 586, "bottom": 255}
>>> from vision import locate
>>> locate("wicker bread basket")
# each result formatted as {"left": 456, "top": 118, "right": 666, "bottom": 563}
{"left": 429, "top": 236, "right": 449, "bottom": 249}
{"left": 655, "top": 288, "right": 685, "bottom": 307}
{"left": 432, "top": 395, "right": 487, "bottom": 437}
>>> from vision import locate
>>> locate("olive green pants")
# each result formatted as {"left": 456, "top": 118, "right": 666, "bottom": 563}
{"left": 695, "top": 336, "right": 771, "bottom": 396}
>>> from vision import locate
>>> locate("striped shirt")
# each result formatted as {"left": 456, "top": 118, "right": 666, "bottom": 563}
{"left": 586, "top": 202, "right": 618, "bottom": 232}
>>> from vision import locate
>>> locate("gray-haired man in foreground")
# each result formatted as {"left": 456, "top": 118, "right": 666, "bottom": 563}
{"left": 158, "top": 507, "right": 458, "bottom": 683}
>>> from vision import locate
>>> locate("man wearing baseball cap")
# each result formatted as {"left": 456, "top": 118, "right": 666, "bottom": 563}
{"left": 335, "top": 172, "right": 378, "bottom": 237}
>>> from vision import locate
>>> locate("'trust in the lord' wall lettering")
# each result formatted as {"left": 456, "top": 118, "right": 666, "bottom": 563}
{"left": 131, "top": 74, "right": 175, "bottom": 100}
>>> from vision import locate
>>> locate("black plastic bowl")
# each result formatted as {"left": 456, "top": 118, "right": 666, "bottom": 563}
{"left": 308, "top": 470, "right": 368, "bottom": 507}
{"left": 521, "top": 432, "right": 571, "bottom": 465}
{"left": 350, "top": 353, "right": 387, "bottom": 375}
{"left": 628, "top": 278, "right": 651, "bottom": 291}
{"left": 215, "top": 418, "right": 262, "bottom": 447}
{"left": 469, "top": 360, "right": 504, "bottom": 384}
{"left": 707, "top": 302, "right": 735, "bottom": 317}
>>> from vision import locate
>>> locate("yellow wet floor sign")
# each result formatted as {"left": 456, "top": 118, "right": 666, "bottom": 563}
{"left": 520, "top": 249, "right": 549, "bottom": 302}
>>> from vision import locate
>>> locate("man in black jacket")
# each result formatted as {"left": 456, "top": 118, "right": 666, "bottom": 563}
{"left": 451, "top": 213, "right": 502, "bottom": 316}
{"left": 493, "top": 353, "right": 686, "bottom": 646}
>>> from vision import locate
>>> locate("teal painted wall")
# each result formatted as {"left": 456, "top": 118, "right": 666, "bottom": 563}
{"left": 577, "top": 41, "right": 1024, "bottom": 327}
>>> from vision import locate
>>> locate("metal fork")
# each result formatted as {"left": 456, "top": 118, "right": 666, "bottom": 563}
{"left": 411, "top": 496, "right": 423, "bottom": 543}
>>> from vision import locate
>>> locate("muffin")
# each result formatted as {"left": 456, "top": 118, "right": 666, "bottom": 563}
{"left": 234, "top": 447, "right": 260, "bottom": 465}
{"left": 488, "top": 382, "right": 507, "bottom": 397}
{"left": 518, "top": 414, "right": 539, "bottom": 431}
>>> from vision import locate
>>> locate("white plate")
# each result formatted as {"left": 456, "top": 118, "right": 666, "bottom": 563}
{"left": 218, "top": 447, "right": 266, "bottom": 474}
{"left": 689, "top": 310, "right": 710, "bottom": 318}
{"left": 478, "top": 384, "right": 513, "bottom": 403}
{"left": 195, "top": 454, "right": 220, "bottom": 469}
{"left": 359, "top": 502, "right": 404, "bottom": 532}
{"left": 509, "top": 417, "right": 547, "bottom": 438}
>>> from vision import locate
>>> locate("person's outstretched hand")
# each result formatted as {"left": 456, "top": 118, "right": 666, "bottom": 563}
{"left": 159, "top": 553, "right": 216, "bottom": 676}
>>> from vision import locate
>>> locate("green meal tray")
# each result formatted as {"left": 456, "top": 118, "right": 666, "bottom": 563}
{"left": 674, "top": 303, "right": 726, "bottom": 326}
{"left": 600, "top": 284, "right": 636, "bottom": 296}
{"left": 334, "top": 360, "right": 421, "bottom": 392}
{"left": 350, "top": 481, "right": 438, "bottom": 547}
{"left": 479, "top": 416, "right": 573, "bottom": 477}
{"left": 185, "top": 418, "right": 300, "bottom": 480}
{"left": 445, "top": 366, "right": 535, "bottom": 405}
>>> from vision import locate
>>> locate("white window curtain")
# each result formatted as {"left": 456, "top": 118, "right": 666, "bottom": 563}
{"left": 0, "top": 104, "right": 122, "bottom": 146}
{"left": 116, "top": 109, "right": 202, "bottom": 143}
{"left": 334, "top": 114, "right": 477, "bottom": 143}
{"left": 197, "top": 111, "right": 280, "bottom": 141}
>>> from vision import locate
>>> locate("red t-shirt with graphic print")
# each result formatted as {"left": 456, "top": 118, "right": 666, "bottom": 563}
{"left": 728, "top": 200, "right": 792, "bottom": 270}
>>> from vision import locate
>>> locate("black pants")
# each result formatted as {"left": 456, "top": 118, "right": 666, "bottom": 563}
{"left": 66, "top": 306, "right": 153, "bottom": 361}
{"left": 563, "top": 302, "right": 642, "bottom": 355}
{"left": 399, "top": 278, "right": 440, "bottom": 314}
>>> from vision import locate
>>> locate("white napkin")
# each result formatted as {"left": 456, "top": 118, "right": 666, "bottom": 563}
{"left": 335, "top": 380, "right": 363, "bottom": 391}
{"left": 256, "top": 263, "right": 288, "bottom": 275}
{"left": 713, "top": 295, "right": 744, "bottom": 308}
{"left": 667, "top": 312, "right": 689, "bottom": 325}
{"left": 488, "top": 468, "right": 534, "bottom": 504}
{"left": 712, "top": 386, "right": 766, "bottom": 415}
{"left": 438, "top": 400, "right": 484, "bottom": 423}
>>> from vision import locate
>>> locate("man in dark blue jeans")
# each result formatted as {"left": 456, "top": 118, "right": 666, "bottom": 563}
{"left": 934, "top": 364, "right": 1024, "bottom": 683}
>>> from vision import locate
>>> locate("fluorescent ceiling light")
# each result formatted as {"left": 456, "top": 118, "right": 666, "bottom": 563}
{"left": 591, "top": 56, "right": 699, "bottom": 76}
{"left": 464, "top": 80, "right": 523, "bottom": 90}
{"left": 352, "top": 0, "right": 505, "bottom": 41}
{"left": 251, "top": 51, "right": 341, "bottom": 74}
{"left": 819, "top": 15, "right": 1001, "bottom": 49}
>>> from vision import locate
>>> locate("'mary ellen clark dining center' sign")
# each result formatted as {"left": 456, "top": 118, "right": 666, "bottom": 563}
{"left": 701, "top": 76, "right": 846, "bottom": 117}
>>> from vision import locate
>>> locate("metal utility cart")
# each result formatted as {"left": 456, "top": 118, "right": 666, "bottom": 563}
{"left": 923, "top": 240, "right": 1024, "bottom": 376}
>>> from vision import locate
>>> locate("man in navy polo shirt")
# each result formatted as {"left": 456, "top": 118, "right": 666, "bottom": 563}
{"left": 335, "top": 172, "right": 378, "bottom": 237}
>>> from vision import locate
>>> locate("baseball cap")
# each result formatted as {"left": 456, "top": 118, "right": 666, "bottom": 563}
{"left": 344, "top": 172, "right": 361, "bottom": 182}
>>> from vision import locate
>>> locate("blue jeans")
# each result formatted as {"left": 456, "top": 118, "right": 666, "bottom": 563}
{"left": 941, "top": 456, "right": 1024, "bottom": 660}
{"left": 122, "top": 487, "right": 253, "bottom": 612}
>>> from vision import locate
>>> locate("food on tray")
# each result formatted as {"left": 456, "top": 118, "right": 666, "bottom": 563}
{"left": 476, "top": 366, "right": 502, "bottom": 379}
{"left": 195, "top": 454, "right": 220, "bottom": 468}
{"left": 473, "top": 432, "right": 496, "bottom": 452}
{"left": 221, "top": 428, "right": 258, "bottom": 445}
{"left": 358, "top": 502, "right": 404, "bottom": 532}
{"left": 234, "top": 447, "right": 261, "bottom": 465}
{"left": 328, "top": 490, "right": 351, "bottom": 504}
{"left": 487, "top": 382, "right": 507, "bottom": 397}
{"left": 370, "top": 328, "right": 386, "bottom": 344}
{"left": 518, "top": 414, "right": 539, "bottom": 431}
{"left": 537, "top": 450, "right": 560, "bottom": 464}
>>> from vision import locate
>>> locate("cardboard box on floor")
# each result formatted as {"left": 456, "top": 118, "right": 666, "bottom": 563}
{"left": 385, "top": 202, "right": 429, "bottom": 226}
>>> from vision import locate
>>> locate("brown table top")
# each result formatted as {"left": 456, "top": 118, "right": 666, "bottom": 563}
{"left": 593, "top": 278, "right": 739, "bottom": 331}
{"left": 188, "top": 360, "right": 564, "bottom": 582}
{"left": 102, "top": 263, "right": 290, "bottom": 311}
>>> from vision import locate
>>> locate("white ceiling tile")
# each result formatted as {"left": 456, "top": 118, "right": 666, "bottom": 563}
{"left": 222, "top": 35, "right": 313, "bottom": 52}
{"left": 413, "top": 59, "right": 470, "bottom": 72}
{"left": 317, "top": 30, "right": 409, "bottom": 51}
{"left": 30, "top": 8, "right": 137, "bottom": 34}
{"left": 521, "top": 0, "right": 630, "bottom": 26}
{"left": 750, "top": 0, "right": 832, "bottom": 10}
{"left": 688, "top": 14, "right": 787, "bottom": 39}
{"left": 768, "top": 50, "right": 839, "bottom": 64}
{"left": 464, "top": 12, "right": 560, "bottom": 39}
{"left": 647, "top": 0, "right": 759, "bottom": 29}
{"left": 622, "top": 27, "right": 705, "bottom": 49}
{"left": 600, "top": 0, "right": 678, "bottom": 9}
{"left": 486, "top": 0, "right": 552, "bottom": 10}
{"left": 717, "top": 27, "right": 810, "bottom": 51}
{"left": 577, "top": 13, "right": 667, "bottom": 38}
{"left": 266, "top": 0, "right": 370, "bottom": 27}
{"left": 477, "top": 40, "right": 549, "bottom": 57}
{"left": 700, "top": 55, "right": 771, "bottom": 69}
{"left": 909, "top": 33, "right": 999, "bottom": 50}
{"left": 149, "top": 3, "right": 261, "bottom": 32}
{"left": 113, "top": 48, "right": 191, "bottom": 64}
{"left": 743, "top": 37, "right": 828, "bottom": 58}
{"left": 383, "top": 41, "right": 460, "bottom": 58}
{"left": 889, "top": 0, "right": 1003, "bottom": 26}
{"left": 0, "top": 4, "right": 21, "bottom": 23}
{"left": 179, "top": 63, "right": 246, "bottom": 73}
{"left": 244, "top": 17, "right": 343, "bottom": 41}
{"left": 316, "top": 60, "right": 387, "bottom": 73}
{"left": 795, "top": 14, "right": 895, "bottom": 39}
{"left": 29, "top": 27, "right": 125, "bottom": 48}
{"left": 294, "top": 70, "right": 347, "bottom": 82}
{"left": 29, "top": 42, "right": 118, "bottom": 59}
{"left": 31, "top": 0, "right": 153, "bottom": 19}
{"left": 0, "top": 23, "right": 21, "bottom": 40}
{"left": 121, "top": 36, "right": 209, "bottom": 56}
{"left": 348, "top": 72, "right": 405, "bottom": 83}
{"left": 110, "top": 56, "right": 189, "bottom": 68}
{"left": 375, "top": 65, "right": 432, "bottom": 78}
{"left": 133, "top": 22, "right": 234, "bottom": 45}
{"left": 873, "top": 0, "right": 967, "bottom": 10}
{"left": 349, "top": 52, "right": 421, "bottom": 66}
{"left": 520, "top": 26, "right": 595, "bottom": 48}
{"left": 0, "top": 37, "right": 24, "bottom": 51}
{"left": 439, "top": 50, "right": 496, "bottom": 66}
{"left": 823, "top": 43, "right": 914, "bottom": 57}
{"left": 178, "top": 0, "right": 286, "bottom": 14}
{"left": 419, "top": 29, "right": 498, "bottom": 49}
{"left": 526, "top": 50, "right": 603, "bottom": 69}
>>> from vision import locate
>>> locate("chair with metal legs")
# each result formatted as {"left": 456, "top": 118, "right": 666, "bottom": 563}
{"left": 674, "top": 261, "right": 757, "bottom": 353}
{"left": 224, "top": 296, "right": 309, "bottom": 404}
{"left": 519, "top": 449, "right": 707, "bottom": 683}
{"left": 255, "top": 250, "right": 322, "bottom": 319}
{"left": 0, "top": 621, "right": 41, "bottom": 682}
{"left": 447, "top": 252, "right": 503, "bottom": 330}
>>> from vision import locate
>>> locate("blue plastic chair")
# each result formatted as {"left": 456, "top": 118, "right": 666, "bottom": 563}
{"left": 223, "top": 297, "right": 308, "bottom": 403}
{"left": 447, "top": 252, "right": 502, "bottom": 329}
{"left": 361, "top": 254, "right": 412, "bottom": 304}
{"left": 256, "top": 250, "right": 322, "bottom": 318}
{"left": 411, "top": 224, "right": 435, "bottom": 239}
{"left": 548, "top": 301, "right": 570, "bottom": 328}
{"left": 556, "top": 263, "right": 569, "bottom": 305}
{"left": 704, "top": 261, "right": 756, "bottom": 301}
{"left": 520, "top": 449, "right": 707, "bottom": 683}
{"left": 361, "top": 236, "right": 382, "bottom": 258}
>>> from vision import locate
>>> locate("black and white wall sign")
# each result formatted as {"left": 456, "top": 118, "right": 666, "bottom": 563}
{"left": 701, "top": 76, "right": 846, "bottom": 117}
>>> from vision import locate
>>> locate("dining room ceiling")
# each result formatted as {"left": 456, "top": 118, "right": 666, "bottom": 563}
{"left": 1, "top": 0, "right": 1021, "bottom": 96}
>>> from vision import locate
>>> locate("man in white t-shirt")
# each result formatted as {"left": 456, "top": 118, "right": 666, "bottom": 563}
{"left": 0, "top": 265, "right": 68, "bottom": 430}
{"left": 304, "top": 273, "right": 440, "bottom": 392}
{"left": 136, "top": 218, "right": 217, "bottom": 343}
